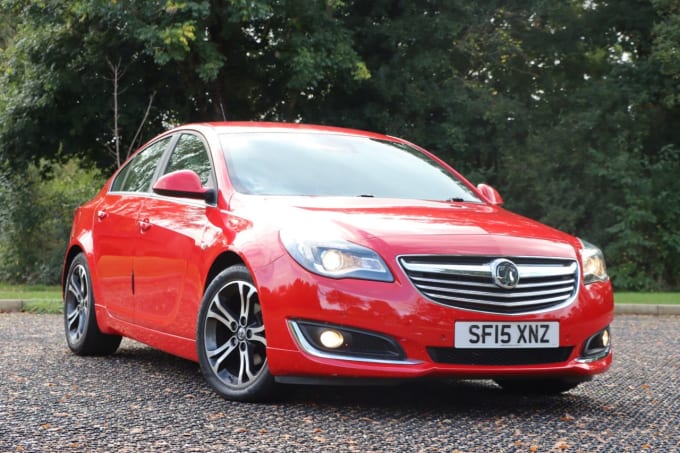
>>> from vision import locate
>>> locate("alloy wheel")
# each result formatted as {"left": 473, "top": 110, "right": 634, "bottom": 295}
{"left": 65, "top": 263, "right": 90, "bottom": 344}
{"left": 202, "top": 280, "right": 267, "bottom": 388}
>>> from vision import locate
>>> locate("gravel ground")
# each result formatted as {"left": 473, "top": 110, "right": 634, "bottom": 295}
{"left": 0, "top": 314, "right": 678, "bottom": 452}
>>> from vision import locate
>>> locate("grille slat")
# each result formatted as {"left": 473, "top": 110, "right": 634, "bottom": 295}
{"left": 401, "top": 261, "right": 577, "bottom": 278}
{"left": 400, "top": 256, "right": 579, "bottom": 314}
{"left": 417, "top": 283, "right": 574, "bottom": 299}
{"left": 411, "top": 275, "right": 576, "bottom": 290}
{"left": 422, "top": 291, "right": 572, "bottom": 307}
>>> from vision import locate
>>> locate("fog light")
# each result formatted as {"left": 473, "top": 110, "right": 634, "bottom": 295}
{"left": 602, "top": 329, "right": 610, "bottom": 348}
{"left": 580, "top": 326, "right": 611, "bottom": 361}
{"left": 319, "top": 329, "right": 344, "bottom": 349}
{"left": 291, "top": 320, "right": 406, "bottom": 361}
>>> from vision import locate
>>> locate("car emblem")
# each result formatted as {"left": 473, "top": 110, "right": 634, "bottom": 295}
{"left": 491, "top": 259, "right": 520, "bottom": 289}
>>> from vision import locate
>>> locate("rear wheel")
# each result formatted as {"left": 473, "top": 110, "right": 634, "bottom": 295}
{"left": 494, "top": 378, "right": 582, "bottom": 395}
{"left": 64, "top": 253, "right": 121, "bottom": 356}
{"left": 197, "top": 265, "right": 274, "bottom": 402}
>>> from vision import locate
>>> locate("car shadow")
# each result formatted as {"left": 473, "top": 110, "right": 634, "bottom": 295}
{"left": 108, "top": 343, "right": 607, "bottom": 417}
{"left": 100, "top": 341, "right": 201, "bottom": 375}
{"left": 276, "top": 379, "right": 594, "bottom": 412}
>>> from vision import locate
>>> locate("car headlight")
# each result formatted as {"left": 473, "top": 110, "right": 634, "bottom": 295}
{"left": 280, "top": 230, "right": 394, "bottom": 282}
{"left": 579, "top": 239, "right": 608, "bottom": 284}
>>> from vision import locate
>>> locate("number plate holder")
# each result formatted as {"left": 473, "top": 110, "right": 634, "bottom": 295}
{"left": 454, "top": 321, "right": 559, "bottom": 349}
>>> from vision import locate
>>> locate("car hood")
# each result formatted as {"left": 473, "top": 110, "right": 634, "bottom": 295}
{"left": 231, "top": 195, "right": 580, "bottom": 258}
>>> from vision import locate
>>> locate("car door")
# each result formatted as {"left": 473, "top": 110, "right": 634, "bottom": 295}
{"left": 92, "top": 137, "right": 172, "bottom": 321}
{"left": 133, "top": 132, "right": 216, "bottom": 337}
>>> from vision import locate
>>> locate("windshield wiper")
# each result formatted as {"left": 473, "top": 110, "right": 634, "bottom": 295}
{"left": 357, "top": 194, "right": 375, "bottom": 198}
{"left": 446, "top": 197, "right": 466, "bottom": 202}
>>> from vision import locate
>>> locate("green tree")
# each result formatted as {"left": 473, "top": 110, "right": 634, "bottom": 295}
{"left": 0, "top": 159, "right": 104, "bottom": 284}
{"left": 0, "top": 0, "right": 367, "bottom": 170}
{"left": 1, "top": 0, "right": 679, "bottom": 289}
{"left": 314, "top": 1, "right": 680, "bottom": 289}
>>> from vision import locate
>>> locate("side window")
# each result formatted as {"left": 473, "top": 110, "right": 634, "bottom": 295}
{"left": 110, "top": 161, "right": 132, "bottom": 192}
{"left": 163, "top": 134, "right": 214, "bottom": 188}
{"left": 111, "top": 137, "right": 171, "bottom": 192}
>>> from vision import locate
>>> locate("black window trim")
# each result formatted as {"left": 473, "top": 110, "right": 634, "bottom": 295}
{"left": 155, "top": 130, "right": 218, "bottom": 206}
{"left": 108, "top": 130, "right": 218, "bottom": 207}
{"left": 109, "top": 134, "right": 177, "bottom": 194}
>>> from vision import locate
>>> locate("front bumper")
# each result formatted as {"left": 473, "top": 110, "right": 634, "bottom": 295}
{"left": 257, "top": 254, "right": 614, "bottom": 382}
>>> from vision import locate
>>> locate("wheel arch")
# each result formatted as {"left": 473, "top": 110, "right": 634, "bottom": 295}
{"left": 204, "top": 251, "right": 247, "bottom": 293}
{"left": 62, "top": 245, "right": 85, "bottom": 296}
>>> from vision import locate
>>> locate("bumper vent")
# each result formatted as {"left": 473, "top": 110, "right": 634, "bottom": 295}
{"left": 399, "top": 256, "right": 578, "bottom": 314}
{"left": 427, "top": 346, "right": 573, "bottom": 365}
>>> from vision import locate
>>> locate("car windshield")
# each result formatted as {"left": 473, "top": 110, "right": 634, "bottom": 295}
{"left": 220, "top": 132, "right": 480, "bottom": 202}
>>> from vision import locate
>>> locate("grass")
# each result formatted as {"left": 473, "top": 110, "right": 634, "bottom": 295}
{"left": 0, "top": 284, "right": 678, "bottom": 315}
{"left": 22, "top": 299, "right": 63, "bottom": 313}
{"left": 0, "top": 284, "right": 61, "bottom": 300}
{"left": 0, "top": 284, "right": 62, "bottom": 313}
{"left": 614, "top": 292, "right": 680, "bottom": 305}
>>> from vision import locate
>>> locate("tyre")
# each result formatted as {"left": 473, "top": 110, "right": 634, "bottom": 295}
{"left": 64, "top": 253, "right": 122, "bottom": 356}
{"left": 494, "top": 378, "right": 582, "bottom": 395}
{"left": 197, "top": 265, "right": 275, "bottom": 402}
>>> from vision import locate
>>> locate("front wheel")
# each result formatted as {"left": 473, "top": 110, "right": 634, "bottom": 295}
{"left": 64, "top": 253, "right": 121, "bottom": 356}
{"left": 494, "top": 378, "right": 582, "bottom": 395}
{"left": 197, "top": 265, "right": 275, "bottom": 402}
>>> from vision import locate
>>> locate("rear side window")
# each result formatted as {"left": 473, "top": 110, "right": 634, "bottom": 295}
{"left": 111, "top": 137, "right": 171, "bottom": 192}
{"left": 163, "top": 133, "right": 214, "bottom": 188}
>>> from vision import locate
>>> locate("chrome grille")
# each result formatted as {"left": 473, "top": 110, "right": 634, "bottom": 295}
{"left": 399, "top": 256, "right": 578, "bottom": 314}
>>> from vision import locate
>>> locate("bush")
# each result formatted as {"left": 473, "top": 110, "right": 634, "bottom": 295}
{"left": 0, "top": 158, "right": 104, "bottom": 284}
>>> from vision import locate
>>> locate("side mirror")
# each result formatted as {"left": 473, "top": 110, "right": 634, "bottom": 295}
{"left": 153, "top": 170, "right": 216, "bottom": 204}
{"left": 476, "top": 183, "right": 504, "bottom": 206}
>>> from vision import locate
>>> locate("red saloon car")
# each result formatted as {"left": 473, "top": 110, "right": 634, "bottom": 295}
{"left": 63, "top": 122, "right": 613, "bottom": 401}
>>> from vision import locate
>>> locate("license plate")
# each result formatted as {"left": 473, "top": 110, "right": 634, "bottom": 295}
{"left": 455, "top": 321, "right": 559, "bottom": 349}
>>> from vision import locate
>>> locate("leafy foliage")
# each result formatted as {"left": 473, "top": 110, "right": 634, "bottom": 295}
{"left": 0, "top": 0, "right": 679, "bottom": 289}
{"left": 0, "top": 159, "right": 103, "bottom": 284}
{"left": 0, "top": 0, "right": 366, "bottom": 170}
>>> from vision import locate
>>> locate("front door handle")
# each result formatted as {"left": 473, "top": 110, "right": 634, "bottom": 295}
{"left": 97, "top": 210, "right": 108, "bottom": 221}
{"left": 139, "top": 218, "right": 152, "bottom": 232}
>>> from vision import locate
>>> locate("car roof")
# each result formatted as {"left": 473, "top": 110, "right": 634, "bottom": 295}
{"left": 182, "top": 121, "right": 398, "bottom": 141}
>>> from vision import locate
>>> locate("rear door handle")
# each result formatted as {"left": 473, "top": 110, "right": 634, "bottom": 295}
{"left": 97, "top": 210, "right": 107, "bottom": 220}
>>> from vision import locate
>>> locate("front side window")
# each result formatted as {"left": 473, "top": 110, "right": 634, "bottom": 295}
{"left": 220, "top": 132, "right": 480, "bottom": 202}
{"left": 111, "top": 137, "right": 171, "bottom": 192}
{"left": 163, "top": 133, "right": 214, "bottom": 188}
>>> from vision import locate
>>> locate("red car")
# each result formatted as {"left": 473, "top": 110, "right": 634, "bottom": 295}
{"left": 63, "top": 122, "right": 613, "bottom": 401}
